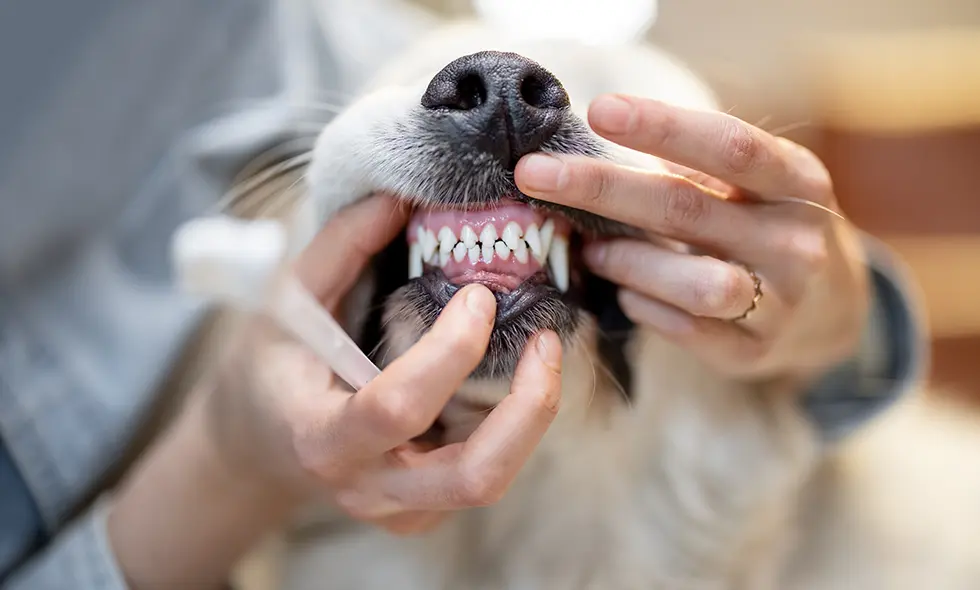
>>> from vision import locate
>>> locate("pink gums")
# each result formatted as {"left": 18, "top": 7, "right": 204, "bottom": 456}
{"left": 408, "top": 199, "right": 571, "bottom": 292}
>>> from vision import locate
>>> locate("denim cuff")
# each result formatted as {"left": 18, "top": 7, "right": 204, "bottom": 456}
{"left": 2, "top": 497, "right": 129, "bottom": 590}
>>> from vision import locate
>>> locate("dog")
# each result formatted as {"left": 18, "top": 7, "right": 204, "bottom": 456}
{"left": 203, "top": 2, "right": 980, "bottom": 589}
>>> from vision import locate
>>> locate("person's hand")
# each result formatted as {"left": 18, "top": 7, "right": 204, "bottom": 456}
{"left": 209, "top": 194, "right": 563, "bottom": 535}
{"left": 514, "top": 95, "right": 870, "bottom": 384}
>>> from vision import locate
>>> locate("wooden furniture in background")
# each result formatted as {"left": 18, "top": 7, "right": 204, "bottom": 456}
{"left": 803, "top": 28, "right": 980, "bottom": 402}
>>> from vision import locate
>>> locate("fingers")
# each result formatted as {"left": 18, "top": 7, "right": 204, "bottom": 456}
{"left": 356, "top": 330, "right": 563, "bottom": 513}
{"left": 295, "top": 193, "right": 410, "bottom": 310}
{"left": 332, "top": 284, "right": 497, "bottom": 460}
{"left": 616, "top": 290, "right": 774, "bottom": 379}
{"left": 584, "top": 94, "right": 833, "bottom": 204}
{"left": 515, "top": 153, "right": 758, "bottom": 252}
{"left": 584, "top": 239, "right": 761, "bottom": 320}
{"left": 370, "top": 511, "right": 449, "bottom": 536}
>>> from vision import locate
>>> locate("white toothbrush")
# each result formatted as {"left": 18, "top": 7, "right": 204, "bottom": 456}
{"left": 170, "top": 215, "right": 382, "bottom": 391}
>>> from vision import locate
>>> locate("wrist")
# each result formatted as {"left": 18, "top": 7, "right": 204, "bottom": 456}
{"left": 108, "top": 390, "right": 297, "bottom": 589}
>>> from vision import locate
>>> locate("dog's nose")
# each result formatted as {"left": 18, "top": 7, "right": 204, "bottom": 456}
{"left": 421, "top": 51, "right": 569, "bottom": 170}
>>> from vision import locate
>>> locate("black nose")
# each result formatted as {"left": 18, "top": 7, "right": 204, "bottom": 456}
{"left": 421, "top": 51, "right": 570, "bottom": 171}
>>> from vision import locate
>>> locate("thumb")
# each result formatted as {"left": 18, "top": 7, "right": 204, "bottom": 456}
{"left": 293, "top": 194, "right": 409, "bottom": 310}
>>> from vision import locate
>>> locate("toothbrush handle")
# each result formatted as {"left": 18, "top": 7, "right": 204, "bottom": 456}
{"left": 271, "top": 276, "right": 382, "bottom": 391}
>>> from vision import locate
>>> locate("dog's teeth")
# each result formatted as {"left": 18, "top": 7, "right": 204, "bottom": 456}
{"left": 548, "top": 236, "right": 569, "bottom": 292}
{"left": 421, "top": 229, "right": 438, "bottom": 261}
{"left": 453, "top": 242, "right": 467, "bottom": 262}
{"left": 481, "top": 241, "right": 495, "bottom": 263}
{"left": 467, "top": 245, "right": 480, "bottom": 264}
{"left": 539, "top": 219, "right": 555, "bottom": 261}
{"left": 501, "top": 222, "right": 522, "bottom": 250}
{"left": 438, "top": 227, "right": 456, "bottom": 255}
{"left": 461, "top": 225, "right": 478, "bottom": 248}
{"left": 513, "top": 239, "right": 529, "bottom": 264}
{"left": 439, "top": 247, "right": 451, "bottom": 266}
{"left": 480, "top": 223, "right": 498, "bottom": 246}
{"left": 408, "top": 243, "right": 423, "bottom": 279}
{"left": 524, "top": 224, "right": 543, "bottom": 261}
{"left": 494, "top": 241, "right": 510, "bottom": 260}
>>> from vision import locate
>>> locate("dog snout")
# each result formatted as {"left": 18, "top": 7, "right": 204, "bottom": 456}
{"left": 421, "top": 51, "right": 569, "bottom": 171}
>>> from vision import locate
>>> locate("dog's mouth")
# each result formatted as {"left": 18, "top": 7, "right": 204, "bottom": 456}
{"left": 407, "top": 197, "right": 576, "bottom": 322}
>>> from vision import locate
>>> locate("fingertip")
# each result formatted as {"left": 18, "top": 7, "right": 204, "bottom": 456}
{"left": 459, "top": 283, "right": 496, "bottom": 325}
{"left": 534, "top": 330, "right": 563, "bottom": 374}
{"left": 589, "top": 94, "right": 636, "bottom": 135}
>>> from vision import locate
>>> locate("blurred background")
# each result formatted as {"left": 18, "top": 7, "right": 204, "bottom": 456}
{"left": 419, "top": 0, "right": 980, "bottom": 406}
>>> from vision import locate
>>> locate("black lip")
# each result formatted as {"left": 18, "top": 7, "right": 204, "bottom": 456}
{"left": 416, "top": 268, "right": 565, "bottom": 325}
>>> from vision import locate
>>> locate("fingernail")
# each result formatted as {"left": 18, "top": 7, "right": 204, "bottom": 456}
{"left": 590, "top": 95, "right": 635, "bottom": 135}
{"left": 464, "top": 285, "right": 496, "bottom": 320}
{"left": 535, "top": 331, "right": 563, "bottom": 372}
{"left": 519, "top": 154, "right": 567, "bottom": 193}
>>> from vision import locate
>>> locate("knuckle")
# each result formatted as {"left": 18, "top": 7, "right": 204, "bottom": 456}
{"left": 457, "top": 468, "right": 507, "bottom": 507}
{"left": 365, "top": 390, "right": 430, "bottom": 440}
{"left": 580, "top": 164, "right": 612, "bottom": 208}
{"left": 791, "top": 230, "right": 830, "bottom": 274}
{"left": 661, "top": 180, "right": 709, "bottom": 230}
{"left": 694, "top": 263, "right": 746, "bottom": 317}
{"left": 722, "top": 121, "right": 766, "bottom": 176}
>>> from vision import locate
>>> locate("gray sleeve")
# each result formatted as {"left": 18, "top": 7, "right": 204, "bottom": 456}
{"left": 1, "top": 499, "right": 128, "bottom": 590}
{"left": 798, "top": 235, "right": 927, "bottom": 444}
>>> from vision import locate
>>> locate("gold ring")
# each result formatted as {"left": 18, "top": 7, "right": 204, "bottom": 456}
{"left": 728, "top": 262, "right": 763, "bottom": 322}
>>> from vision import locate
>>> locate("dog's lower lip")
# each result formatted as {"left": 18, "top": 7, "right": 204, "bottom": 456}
{"left": 417, "top": 268, "right": 558, "bottom": 324}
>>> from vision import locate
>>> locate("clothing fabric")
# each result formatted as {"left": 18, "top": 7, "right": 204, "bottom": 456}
{"left": 0, "top": 0, "right": 924, "bottom": 587}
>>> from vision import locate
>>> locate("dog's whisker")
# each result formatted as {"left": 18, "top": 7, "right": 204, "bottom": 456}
{"left": 766, "top": 119, "right": 812, "bottom": 138}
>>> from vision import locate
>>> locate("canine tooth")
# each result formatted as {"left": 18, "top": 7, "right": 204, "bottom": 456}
{"left": 408, "top": 243, "right": 423, "bottom": 279}
{"left": 421, "top": 229, "right": 438, "bottom": 261}
{"left": 501, "top": 221, "right": 522, "bottom": 249}
{"left": 524, "top": 224, "right": 542, "bottom": 259}
{"left": 438, "top": 227, "right": 456, "bottom": 254}
{"left": 539, "top": 219, "right": 555, "bottom": 260}
{"left": 479, "top": 223, "right": 498, "bottom": 246}
{"left": 513, "top": 239, "right": 529, "bottom": 264}
{"left": 467, "top": 245, "right": 480, "bottom": 264}
{"left": 548, "top": 236, "right": 569, "bottom": 292}
{"left": 453, "top": 242, "right": 467, "bottom": 262}
{"left": 494, "top": 241, "right": 511, "bottom": 260}
{"left": 482, "top": 241, "right": 495, "bottom": 263}
{"left": 460, "top": 225, "right": 477, "bottom": 248}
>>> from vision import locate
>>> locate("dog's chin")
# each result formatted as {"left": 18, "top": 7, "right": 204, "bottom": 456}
{"left": 383, "top": 270, "right": 581, "bottom": 380}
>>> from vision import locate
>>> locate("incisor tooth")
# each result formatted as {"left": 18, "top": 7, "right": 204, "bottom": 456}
{"left": 524, "top": 224, "right": 542, "bottom": 258}
{"left": 482, "top": 241, "right": 494, "bottom": 263}
{"left": 453, "top": 242, "right": 467, "bottom": 262}
{"left": 502, "top": 222, "right": 522, "bottom": 250}
{"left": 439, "top": 248, "right": 451, "bottom": 266}
{"left": 460, "top": 226, "right": 478, "bottom": 248}
{"left": 438, "top": 227, "right": 456, "bottom": 254}
{"left": 513, "top": 239, "right": 529, "bottom": 264}
{"left": 548, "top": 236, "right": 569, "bottom": 292}
{"left": 479, "top": 223, "right": 498, "bottom": 246}
{"left": 494, "top": 241, "right": 510, "bottom": 260}
{"left": 467, "top": 245, "right": 480, "bottom": 264}
{"left": 408, "top": 243, "right": 423, "bottom": 279}
{"left": 421, "top": 230, "right": 438, "bottom": 261}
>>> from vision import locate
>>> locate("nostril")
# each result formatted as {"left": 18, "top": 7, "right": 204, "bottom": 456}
{"left": 421, "top": 68, "right": 489, "bottom": 111}
{"left": 455, "top": 73, "right": 487, "bottom": 110}
{"left": 519, "top": 74, "right": 568, "bottom": 110}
